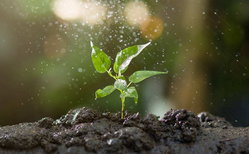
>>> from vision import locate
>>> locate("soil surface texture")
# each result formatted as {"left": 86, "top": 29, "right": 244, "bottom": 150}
{"left": 0, "top": 107, "right": 248, "bottom": 154}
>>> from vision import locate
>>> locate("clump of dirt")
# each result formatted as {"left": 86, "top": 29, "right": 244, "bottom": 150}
{"left": 198, "top": 111, "right": 231, "bottom": 128}
{"left": 0, "top": 107, "right": 248, "bottom": 154}
{"left": 161, "top": 109, "right": 200, "bottom": 142}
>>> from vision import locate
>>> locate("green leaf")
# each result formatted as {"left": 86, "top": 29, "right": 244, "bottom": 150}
{"left": 117, "top": 75, "right": 126, "bottom": 80}
{"left": 113, "top": 42, "right": 151, "bottom": 73}
{"left": 114, "top": 79, "right": 127, "bottom": 91}
{"left": 95, "top": 85, "right": 115, "bottom": 99}
{"left": 129, "top": 71, "right": 168, "bottom": 83}
{"left": 120, "top": 87, "right": 138, "bottom": 104}
{"left": 91, "top": 41, "right": 111, "bottom": 73}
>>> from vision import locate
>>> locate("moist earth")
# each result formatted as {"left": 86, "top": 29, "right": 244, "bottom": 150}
{"left": 0, "top": 107, "right": 248, "bottom": 154}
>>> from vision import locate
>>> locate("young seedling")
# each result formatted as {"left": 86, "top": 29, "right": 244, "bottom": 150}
{"left": 90, "top": 41, "right": 167, "bottom": 119}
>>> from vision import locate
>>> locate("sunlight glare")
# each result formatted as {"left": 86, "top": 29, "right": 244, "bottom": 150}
{"left": 124, "top": 1, "right": 150, "bottom": 28}
{"left": 53, "top": 0, "right": 81, "bottom": 21}
{"left": 80, "top": 1, "right": 107, "bottom": 25}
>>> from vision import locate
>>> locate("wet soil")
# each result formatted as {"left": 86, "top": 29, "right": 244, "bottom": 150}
{"left": 0, "top": 107, "right": 248, "bottom": 154}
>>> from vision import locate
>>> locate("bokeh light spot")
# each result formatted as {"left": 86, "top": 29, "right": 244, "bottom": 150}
{"left": 141, "top": 16, "right": 164, "bottom": 40}
{"left": 124, "top": 1, "right": 150, "bottom": 28}
{"left": 80, "top": 1, "right": 107, "bottom": 25}
{"left": 53, "top": 0, "right": 81, "bottom": 21}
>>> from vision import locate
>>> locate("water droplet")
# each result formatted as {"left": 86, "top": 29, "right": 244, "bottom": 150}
{"left": 78, "top": 68, "right": 83, "bottom": 73}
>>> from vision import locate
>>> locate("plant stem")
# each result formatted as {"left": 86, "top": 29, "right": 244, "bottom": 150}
{"left": 127, "top": 82, "right": 132, "bottom": 87}
{"left": 121, "top": 97, "right": 125, "bottom": 119}
{"left": 118, "top": 70, "right": 121, "bottom": 77}
{"left": 107, "top": 70, "right": 116, "bottom": 80}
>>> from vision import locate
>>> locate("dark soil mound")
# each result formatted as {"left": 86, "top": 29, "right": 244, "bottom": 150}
{"left": 0, "top": 107, "right": 248, "bottom": 154}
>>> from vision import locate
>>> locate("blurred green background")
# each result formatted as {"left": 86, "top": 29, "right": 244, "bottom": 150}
{"left": 0, "top": 0, "right": 249, "bottom": 126}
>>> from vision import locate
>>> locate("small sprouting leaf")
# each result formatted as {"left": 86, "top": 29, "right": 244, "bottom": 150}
{"left": 95, "top": 85, "right": 115, "bottom": 99}
{"left": 120, "top": 87, "right": 138, "bottom": 104}
{"left": 117, "top": 75, "right": 126, "bottom": 80}
{"left": 113, "top": 42, "right": 151, "bottom": 73}
{"left": 91, "top": 41, "right": 111, "bottom": 73}
{"left": 114, "top": 79, "right": 127, "bottom": 91}
{"left": 129, "top": 71, "right": 168, "bottom": 83}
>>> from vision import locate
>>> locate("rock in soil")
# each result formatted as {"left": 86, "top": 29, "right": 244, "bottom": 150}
{"left": 0, "top": 107, "right": 248, "bottom": 154}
